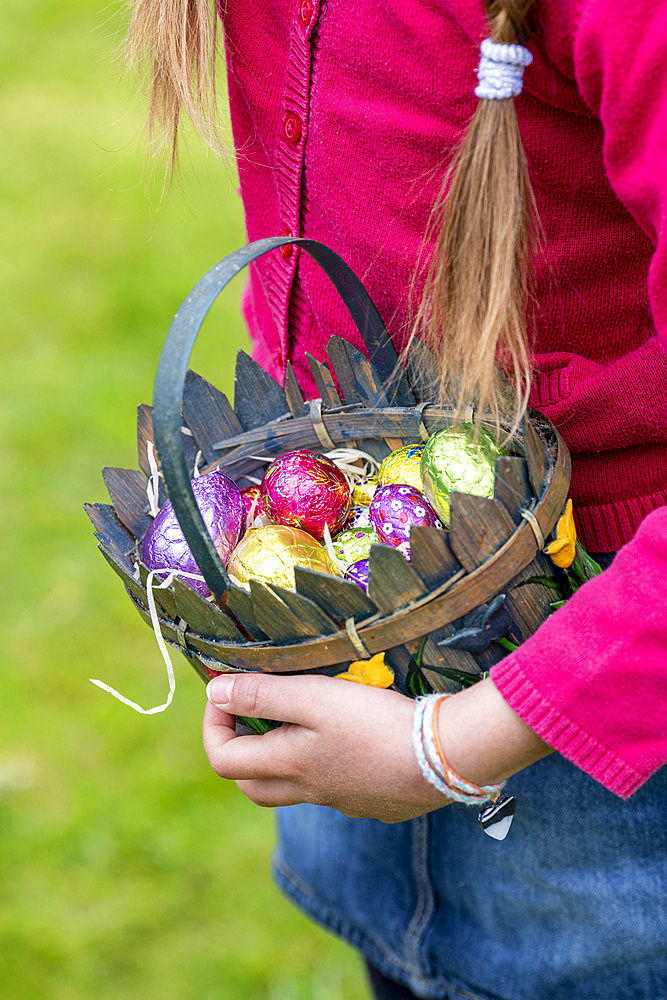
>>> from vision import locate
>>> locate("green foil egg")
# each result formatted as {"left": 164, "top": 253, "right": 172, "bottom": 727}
{"left": 331, "top": 525, "right": 376, "bottom": 571}
{"left": 420, "top": 423, "right": 505, "bottom": 526}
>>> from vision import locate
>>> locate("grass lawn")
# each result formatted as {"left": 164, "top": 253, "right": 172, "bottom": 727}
{"left": 1, "top": 4, "right": 363, "bottom": 997}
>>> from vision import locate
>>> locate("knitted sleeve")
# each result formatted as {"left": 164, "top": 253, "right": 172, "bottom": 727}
{"left": 491, "top": 0, "right": 667, "bottom": 797}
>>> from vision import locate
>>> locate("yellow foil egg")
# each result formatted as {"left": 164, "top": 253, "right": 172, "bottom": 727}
{"left": 378, "top": 444, "right": 425, "bottom": 492}
{"left": 351, "top": 477, "right": 378, "bottom": 507}
{"left": 227, "top": 524, "right": 339, "bottom": 590}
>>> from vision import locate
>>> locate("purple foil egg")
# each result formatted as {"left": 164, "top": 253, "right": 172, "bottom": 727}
{"left": 345, "top": 557, "right": 370, "bottom": 592}
{"left": 141, "top": 470, "right": 246, "bottom": 597}
{"left": 369, "top": 484, "right": 439, "bottom": 557}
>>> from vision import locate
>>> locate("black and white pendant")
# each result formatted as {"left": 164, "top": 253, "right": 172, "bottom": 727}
{"left": 478, "top": 795, "right": 516, "bottom": 840}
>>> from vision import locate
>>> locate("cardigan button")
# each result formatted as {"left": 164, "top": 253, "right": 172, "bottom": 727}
{"left": 279, "top": 227, "right": 293, "bottom": 259}
{"left": 299, "top": 0, "right": 314, "bottom": 26}
{"left": 283, "top": 112, "right": 302, "bottom": 144}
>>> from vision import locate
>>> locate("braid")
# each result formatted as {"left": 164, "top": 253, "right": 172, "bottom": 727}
{"left": 412, "top": 0, "right": 538, "bottom": 437}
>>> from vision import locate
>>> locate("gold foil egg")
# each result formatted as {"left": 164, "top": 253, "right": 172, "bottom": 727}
{"left": 420, "top": 424, "right": 505, "bottom": 525}
{"left": 227, "top": 524, "right": 339, "bottom": 590}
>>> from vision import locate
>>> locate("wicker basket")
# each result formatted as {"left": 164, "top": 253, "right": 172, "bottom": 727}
{"left": 85, "top": 237, "right": 571, "bottom": 695}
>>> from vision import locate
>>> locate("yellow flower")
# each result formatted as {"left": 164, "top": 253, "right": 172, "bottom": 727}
{"left": 545, "top": 499, "right": 577, "bottom": 569}
{"left": 335, "top": 652, "right": 394, "bottom": 688}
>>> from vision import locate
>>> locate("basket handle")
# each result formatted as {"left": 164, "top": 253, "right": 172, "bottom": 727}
{"left": 152, "top": 236, "right": 409, "bottom": 601}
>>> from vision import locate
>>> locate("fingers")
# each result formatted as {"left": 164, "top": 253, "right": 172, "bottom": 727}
{"left": 203, "top": 700, "right": 305, "bottom": 781}
{"left": 202, "top": 699, "right": 238, "bottom": 759}
{"left": 205, "top": 671, "right": 345, "bottom": 728}
{"left": 236, "top": 778, "right": 311, "bottom": 809}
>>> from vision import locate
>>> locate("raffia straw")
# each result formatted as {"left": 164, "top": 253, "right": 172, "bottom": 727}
{"left": 89, "top": 568, "right": 206, "bottom": 714}
{"left": 146, "top": 441, "right": 162, "bottom": 517}
{"left": 325, "top": 447, "right": 379, "bottom": 487}
{"left": 321, "top": 523, "right": 343, "bottom": 575}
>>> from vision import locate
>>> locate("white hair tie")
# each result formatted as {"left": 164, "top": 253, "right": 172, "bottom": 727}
{"left": 475, "top": 38, "right": 533, "bottom": 101}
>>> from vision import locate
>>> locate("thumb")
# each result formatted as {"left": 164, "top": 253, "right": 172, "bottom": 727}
{"left": 206, "top": 671, "right": 339, "bottom": 728}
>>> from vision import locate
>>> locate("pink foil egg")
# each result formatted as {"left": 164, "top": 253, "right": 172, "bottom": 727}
{"left": 260, "top": 449, "right": 352, "bottom": 540}
{"left": 241, "top": 485, "right": 273, "bottom": 528}
{"left": 141, "top": 470, "right": 246, "bottom": 597}
{"left": 369, "top": 484, "right": 438, "bottom": 557}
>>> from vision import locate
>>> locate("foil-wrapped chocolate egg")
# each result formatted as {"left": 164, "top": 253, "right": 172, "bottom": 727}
{"left": 370, "top": 484, "right": 439, "bottom": 555}
{"left": 141, "top": 470, "right": 246, "bottom": 597}
{"left": 378, "top": 444, "right": 425, "bottom": 492}
{"left": 260, "top": 450, "right": 351, "bottom": 540}
{"left": 227, "top": 524, "right": 339, "bottom": 590}
{"left": 420, "top": 423, "right": 505, "bottom": 525}
{"left": 345, "top": 504, "right": 372, "bottom": 529}
{"left": 332, "top": 525, "right": 376, "bottom": 571}
{"left": 345, "top": 557, "right": 370, "bottom": 591}
{"left": 351, "top": 477, "right": 378, "bottom": 507}
{"left": 241, "top": 486, "right": 273, "bottom": 528}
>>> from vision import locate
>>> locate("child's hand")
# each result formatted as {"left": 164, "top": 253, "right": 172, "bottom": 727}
{"left": 202, "top": 673, "right": 450, "bottom": 823}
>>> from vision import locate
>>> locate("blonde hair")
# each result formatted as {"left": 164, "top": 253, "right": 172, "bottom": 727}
{"left": 127, "top": 0, "right": 538, "bottom": 432}
{"left": 411, "top": 0, "right": 538, "bottom": 435}
{"left": 126, "top": 0, "right": 220, "bottom": 159}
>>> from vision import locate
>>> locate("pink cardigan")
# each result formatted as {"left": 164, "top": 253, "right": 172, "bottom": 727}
{"left": 220, "top": 0, "right": 667, "bottom": 795}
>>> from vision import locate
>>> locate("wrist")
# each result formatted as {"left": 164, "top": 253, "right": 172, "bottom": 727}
{"left": 435, "top": 677, "right": 553, "bottom": 787}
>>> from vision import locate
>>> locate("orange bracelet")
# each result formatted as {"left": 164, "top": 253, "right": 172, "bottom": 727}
{"left": 431, "top": 695, "right": 502, "bottom": 804}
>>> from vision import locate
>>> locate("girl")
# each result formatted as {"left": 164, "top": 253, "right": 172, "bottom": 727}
{"left": 129, "top": 1, "right": 667, "bottom": 997}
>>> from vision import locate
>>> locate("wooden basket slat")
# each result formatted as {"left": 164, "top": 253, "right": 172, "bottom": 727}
{"left": 523, "top": 414, "right": 550, "bottom": 496}
{"left": 128, "top": 591, "right": 179, "bottom": 644}
{"left": 409, "top": 526, "right": 462, "bottom": 590}
{"left": 267, "top": 584, "right": 340, "bottom": 636}
{"left": 367, "top": 545, "right": 428, "bottom": 614}
{"left": 494, "top": 455, "right": 532, "bottom": 523}
{"left": 212, "top": 407, "right": 470, "bottom": 472}
{"left": 137, "top": 403, "right": 155, "bottom": 477}
{"left": 284, "top": 361, "right": 306, "bottom": 415}
{"left": 406, "top": 338, "right": 440, "bottom": 403}
{"left": 137, "top": 562, "right": 179, "bottom": 621}
{"left": 383, "top": 644, "right": 414, "bottom": 692}
{"left": 137, "top": 402, "right": 199, "bottom": 490}
{"left": 249, "top": 581, "right": 320, "bottom": 643}
{"left": 102, "top": 467, "right": 153, "bottom": 541}
{"left": 172, "top": 577, "right": 247, "bottom": 641}
{"left": 182, "top": 370, "right": 244, "bottom": 465}
{"left": 326, "top": 336, "right": 391, "bottom": 407}
{"left": 84, "top": 502, "right": 136, "bottom": 561}
{"left": 306, "top": 353, "right": 342, "bottom": 408}
{"left": 504, "top": 552, "right": 563, "bottom": 643}
{"left": 418, "top": 635, "right": 479, "bottom": 692}
{"left": 178, "top": 645, "right": 216, "bottom": 683}
{"left": 233, "top": 350, "right": 289, "bottom": 430}
{"left": 294, "top": 566, "right": 378, "bottom": 622}
{"left": 448, "top": 493, "right": 518, "bottom": 573}
{"left": 211, "top": 406, "right": 468, "bottom": 453}
{"left": 224, "top": 584, "right": 270, "bottom": 641}
{"left": 99, "top": 544, "right": 149, "bottom": 609}
{"left": 325, "top": 337, "right": 393, "bottom": 463}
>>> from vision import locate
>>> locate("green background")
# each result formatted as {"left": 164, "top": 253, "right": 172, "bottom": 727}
{"left": 1, "top": 4, "right": 362, "bottom": 997}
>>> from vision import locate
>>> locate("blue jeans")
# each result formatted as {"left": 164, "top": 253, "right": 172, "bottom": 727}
{"left": 273, "top": 755, "right": 666, "bottom": 1000}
